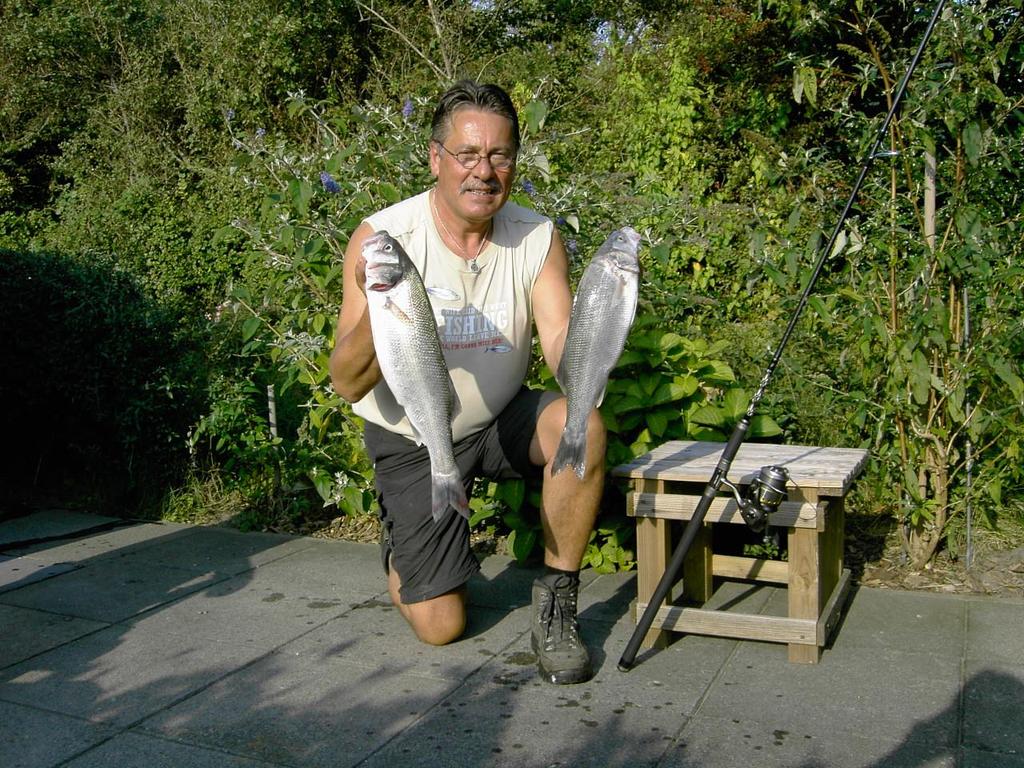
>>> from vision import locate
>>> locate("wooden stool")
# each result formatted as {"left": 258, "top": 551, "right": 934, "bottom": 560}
{"left": 612, "top": 441, "right": 869, "bottom": 663}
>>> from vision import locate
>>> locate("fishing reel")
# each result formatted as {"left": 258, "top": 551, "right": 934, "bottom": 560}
{"left": 720, "top": 465, "right": 790, "bottom": 533}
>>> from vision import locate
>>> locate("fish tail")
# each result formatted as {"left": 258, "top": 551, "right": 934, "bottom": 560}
{"left": 551, "top": 427, "right": 587, "bottom": 480}
{"left": 431, "top": 471, "right": 471, "bottom": 523}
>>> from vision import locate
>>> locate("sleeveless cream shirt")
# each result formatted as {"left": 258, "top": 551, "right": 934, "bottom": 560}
{"left": 353, "top": 190, "right": 552, "bottom": 442}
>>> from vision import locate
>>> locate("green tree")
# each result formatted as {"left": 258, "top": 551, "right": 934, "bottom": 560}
{"left": 753, "top": 0, "right": 1023, "bottom": 565}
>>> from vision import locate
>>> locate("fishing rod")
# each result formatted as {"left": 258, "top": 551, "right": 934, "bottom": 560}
{"left": 619, "top": 0, "right": 948, "bottom": 672}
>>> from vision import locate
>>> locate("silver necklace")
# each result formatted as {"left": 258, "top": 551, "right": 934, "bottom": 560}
{"left": 431, "top": 191, "right": 489, "bottom": 273}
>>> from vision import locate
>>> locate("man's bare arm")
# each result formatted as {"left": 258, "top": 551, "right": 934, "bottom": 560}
{"left": 329, "top": 222, "right": 382, "bottom": 403}
{"left": 531, "top": 229, "right": 573, "bottom": 377}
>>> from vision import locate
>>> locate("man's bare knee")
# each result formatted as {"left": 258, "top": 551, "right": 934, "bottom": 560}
{"left": 411, "top": 613, "right": 466, "bottom": 646}
{"left": 406, "top": 595, "right": 466, "bottom": 645}
{"left": 388, "top": 569, "right": 467, "bottom": 645}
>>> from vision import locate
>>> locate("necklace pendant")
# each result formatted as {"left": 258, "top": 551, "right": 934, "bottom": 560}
{"left": 470, "top": 258, "right": 479, "bottom": 273}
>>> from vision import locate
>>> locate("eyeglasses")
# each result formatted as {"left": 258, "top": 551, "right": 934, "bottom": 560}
{"left": 435, "top": 141, "right": 515, "bottom": 171}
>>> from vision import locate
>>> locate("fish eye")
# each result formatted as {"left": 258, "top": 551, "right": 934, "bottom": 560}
{"left": 384, "top": 244, "right": 393, "bottom": 252}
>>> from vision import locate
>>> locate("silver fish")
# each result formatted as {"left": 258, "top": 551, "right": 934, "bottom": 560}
{"left": 552, "top": 227, "right": 641, "bottom": 479}
{"left": 363, "top": 231, "right": 470, "bottom": 522}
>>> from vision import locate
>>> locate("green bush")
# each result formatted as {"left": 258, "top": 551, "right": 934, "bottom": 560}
{"left": 0, "top": 248, "right": 202, "bottom": 512}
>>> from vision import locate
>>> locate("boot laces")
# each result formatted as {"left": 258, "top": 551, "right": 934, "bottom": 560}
{"left": 538, "top": 579, "right": 582, "bottom": 651}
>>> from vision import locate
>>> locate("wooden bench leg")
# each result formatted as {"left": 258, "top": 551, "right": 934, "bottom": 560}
{"left": 788, "top": 524, "right": 823, "bottom": 663}
{"left": 821, "top": 497, "right": 845, "bottom": 599}
{"left": 635, "top": 515, "right": 672, "bottom": 649}
{"left": 683, "top": 521, "right": 714, "bottom": 604}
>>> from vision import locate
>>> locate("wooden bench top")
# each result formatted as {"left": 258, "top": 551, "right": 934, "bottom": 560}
{"left": 612, "top": 440, "right": 870, "bottom": 497}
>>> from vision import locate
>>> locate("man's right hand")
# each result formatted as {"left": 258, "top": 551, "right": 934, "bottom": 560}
{"left": 352, "top": 252, "right": 368, "bottom": 295}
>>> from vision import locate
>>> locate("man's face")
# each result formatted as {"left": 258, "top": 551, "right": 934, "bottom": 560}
{"left": 430, "top": 108, "right": 517, "bottom": 225}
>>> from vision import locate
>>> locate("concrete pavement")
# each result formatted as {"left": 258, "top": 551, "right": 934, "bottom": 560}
{"left": 1, "top": 510, "right": 1022, "bottom": 767}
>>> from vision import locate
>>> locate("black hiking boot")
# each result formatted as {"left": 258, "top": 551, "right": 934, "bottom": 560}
{"left": 531, "top": 574, "right": 593, "bottom": 685}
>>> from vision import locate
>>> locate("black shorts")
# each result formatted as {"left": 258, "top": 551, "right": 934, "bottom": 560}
{"left": 363, "top": 387, "right": 558, "bottom": 604}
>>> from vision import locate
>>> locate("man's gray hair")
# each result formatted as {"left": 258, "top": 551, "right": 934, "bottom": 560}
{"left": 430, "top": 80, "right": 520, "bottom": 153}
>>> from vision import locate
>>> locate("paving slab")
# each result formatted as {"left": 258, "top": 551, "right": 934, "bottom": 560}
{"left": 126, "top": 571, "right": 359, "bottom": 652}
{"left": 696, "top": 637, "right": 963, "bottom": 750}
{"left": 574, "top": 569, "right": 640, "bottom": 624}
{"left": 966, "top": 597, "right": 1024, "bottom": 665}
{"left": 963, "top": 747, "right": 1024, "bottom": 768}
{"left": 114, "top": 526, "right": 315, "bottom": 576}
{"left": 761, "top": 583, "right": 968, "bottom": 659}
{"left": 467, "top": 557, "right": 539, "bottom": 609}
{"left": 282, "top": 600, "right": 530, "bottom": 682}
{"left": 962, "top": 660, "right": 1024, "bottom": 757}
{"left": 61, "top": 731, "right": 285, "bottom": 768}
{"left": 358, "top": 672, "right": 687, "bottom": 768}
{"left": 0, "top": 510, "right": 122, "bottom": 548}
{"left": 0, "top": 604, "right": 108, "bottom": 669}
{"left": 0, "top": 621, "right": 271, "bottom": 726}
{"left": 247, "top": 537, "right": 390, "bottom": 599}
{"left": 663, "top": 712, "right": 959, "bottom": 768}
{"left": 0, "top": 556, "right": 78, "bottom": 594}
{"left": 586, "top": 621, "right": 738, "bottom": 700}
{"left": 2, "top": 520, "right": 191, "bottom": 564}
{"left": 139, "top": 651, "right": 459, "bottom": 768}
{"left": 0, "top": 557, "right": 227, "bottom": 623}
{"left": 0, "top": 699, "right": 115, "bottom": 768}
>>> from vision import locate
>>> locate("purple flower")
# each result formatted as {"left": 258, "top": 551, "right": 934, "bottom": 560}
{"left": 320, "top": 171, "right": 341, "bottom": 194}
{"left": 522, "top": 179, "right": 536, "bottom": 197}
{"left": 402, "top": 98, "right": 414, "bottom": 119}
{"left": 555, "top": 216, "right": 566, "bottom": 227}
{"left": 567, "top": 239, "right": 578, "bottom": 254}
{"left": 225, "top": 108, "right": 236, "bottom": 121}
{"left": 255, "top": 127, "right": 266, "bottom": 139}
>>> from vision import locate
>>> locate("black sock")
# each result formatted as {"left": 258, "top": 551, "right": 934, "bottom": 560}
{"left": 541, "top": 565, "right": 580, "bottom": 587}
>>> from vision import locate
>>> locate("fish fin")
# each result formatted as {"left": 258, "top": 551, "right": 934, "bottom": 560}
{"left": 610, "top": 270, "right": 640, "bottom": 329}
{"left": 431, "top": 471, "right": 470, "bottom": 523}
{"left": 426, "top": 286, "right": 460, "bottom": 301}
{"left": 622, "top": 284, "right": 639, "bottom": 329}
{"left": 383, "top": 296, "right": 413, "bottom": 326}
{"left": 408, "top": 424, "right": 424, "bottom": 447}
{"left": 550, "top": 426, "right": 587, "bottom": 481}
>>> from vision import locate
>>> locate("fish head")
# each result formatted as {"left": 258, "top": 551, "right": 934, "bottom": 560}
{"left": 362, "top": 231, "right": 408, "bottom": 292}
{"left": 599, "top": 226, "right": 642, "bottom": 275}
